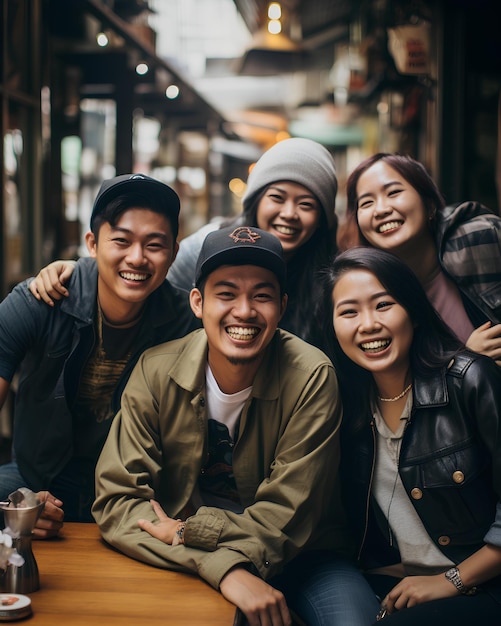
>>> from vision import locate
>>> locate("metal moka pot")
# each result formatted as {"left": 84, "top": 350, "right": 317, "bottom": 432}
{"left": 0, "top": 490, "right": 45, "bottom": 594}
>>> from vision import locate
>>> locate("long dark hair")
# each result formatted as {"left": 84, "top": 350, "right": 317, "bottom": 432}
{"left": 337, "top": 153, "right": 446, "bottom": 252}
{"left": 323, "top": 247, "right": 462, "bottom": 428}
{"left": 222, "top": 186, "right": 338, "bottom": 349}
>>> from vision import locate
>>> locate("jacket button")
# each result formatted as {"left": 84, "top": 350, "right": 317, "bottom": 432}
{"left": 264, "top": 560, "right": 270, "bottom": 568}
{"left": 410, "top": 488, "right": 423, "bottom": 500}
{"left": 452, "top": 471, "right": 465, "bottom": 484}
{"left": 199, "top": 397, "right": 205, "bottom": 407}
{"left": 438, "top": 535, "right": 451, "bottom": 546}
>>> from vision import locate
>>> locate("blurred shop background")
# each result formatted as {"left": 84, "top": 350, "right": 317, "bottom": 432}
{"left": 0, "top": 0, "right": 500, "bottom": 300}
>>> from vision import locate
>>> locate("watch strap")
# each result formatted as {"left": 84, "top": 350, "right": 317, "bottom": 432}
{"left": 444, "top": 567, "right": 477, "bottom": 595}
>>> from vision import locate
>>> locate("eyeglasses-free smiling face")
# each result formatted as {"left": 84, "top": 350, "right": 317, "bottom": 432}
{"left": 332, "top": 269, "right": 413, "bottom": 377}
{"left": 355, "top": 161, "right": 434, "bottom": 255}
{"left": 256, "top": 181, "right": 321, "bottom": 259}
{"left": 190, "top": 265, "right": 287, "bottom": 391}
{"left": 86, "top": 207, "right": 178, "bottom": 322}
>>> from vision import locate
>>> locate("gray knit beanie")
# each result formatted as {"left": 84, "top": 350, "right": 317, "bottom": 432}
{"left": 242, "top": 138, "right": 338, "bottom": 228}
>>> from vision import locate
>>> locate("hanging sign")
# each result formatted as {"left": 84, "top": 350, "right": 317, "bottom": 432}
{"left": 387, "top": 22, "right": 431, "bottom": 75}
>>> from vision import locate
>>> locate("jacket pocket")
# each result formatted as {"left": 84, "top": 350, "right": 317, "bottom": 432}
{"left": 416, "top": 443, "right": 496, "bottom": 539}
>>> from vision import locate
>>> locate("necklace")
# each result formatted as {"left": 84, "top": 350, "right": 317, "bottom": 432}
{"left": 98, "top": 300, "right": 145, "bottom": 328}
{"left": 378, "top": 382, "right": 412, "bottom": 403}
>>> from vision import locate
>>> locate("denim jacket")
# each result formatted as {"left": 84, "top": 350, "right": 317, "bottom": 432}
{"left": 0, "top": 257, "right": 199, "bottom": 490}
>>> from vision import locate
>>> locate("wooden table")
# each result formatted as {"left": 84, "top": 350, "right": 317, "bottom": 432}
{"left": 26, "top": 523, "right": 237, "bottom": 625}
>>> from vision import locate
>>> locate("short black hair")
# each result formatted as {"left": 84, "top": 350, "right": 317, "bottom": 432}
{"left": 92, "top": 192, "right": 179, "bottom": 241}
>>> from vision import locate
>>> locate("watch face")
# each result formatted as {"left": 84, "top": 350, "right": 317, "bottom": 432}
{"left": 445, "top": 568, "right": 463, "bottom": 588}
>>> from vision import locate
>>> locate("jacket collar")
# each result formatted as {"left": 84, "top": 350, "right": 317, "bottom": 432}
{"left": 169, "top": 329, "right": 282, "bottom": 400}
{"left": 434, "top": 201, "right": 492, "bottom": 254}
{"left": 59, "top": 256, "right": 187, "bottom": 329}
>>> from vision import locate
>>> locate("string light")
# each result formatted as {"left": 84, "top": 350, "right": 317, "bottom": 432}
{"left": 267, "top": 4, "right": 282, "bottom": 35}
{"left": 96, "top": 32, "right": 109, "bottom": 47}
{"left": 268, "top": 20, "right": 281, "bottom": 34}
{"left": 268, "top": 3, "right": 281, "bottom": 20}
{"left": 165, "top": 85, "right": 180, "bottom": 99}
{"left": 136, "top": 63, "right": 149, "bottom": 75}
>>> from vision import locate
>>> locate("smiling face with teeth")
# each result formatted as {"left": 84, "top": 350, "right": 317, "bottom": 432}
{"left": 332, "top": 268, "right": 413, "bottom": 381}
{"left": 355, "top": 161, "right": 435, "bottom": 257}
{"left": 256, "top": 182, "right": 322, "bottom": 259}
{"left": 190, "top": 265, "right": 287, "bottom": 393}
{"left": 86, "top": 208, "right": 178, "bottom": 325}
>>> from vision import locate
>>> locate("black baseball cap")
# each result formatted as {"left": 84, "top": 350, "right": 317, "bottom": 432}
{"left": 90, "top": 173, "right": 180, "bottom": 230}
{"left": 195, "top": 226, "right": 286, "bottom": 290}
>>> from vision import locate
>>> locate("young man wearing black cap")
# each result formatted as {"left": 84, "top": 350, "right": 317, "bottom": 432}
{"left": 92, "top": 226, "right": 347, "bottom": 626}
{"left": 0, "top": 174, "right": 199, "bottom": 534}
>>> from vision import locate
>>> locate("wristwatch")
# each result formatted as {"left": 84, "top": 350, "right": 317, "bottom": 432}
{"left": 444, "top": 567, "right": 477, "bottom": 595}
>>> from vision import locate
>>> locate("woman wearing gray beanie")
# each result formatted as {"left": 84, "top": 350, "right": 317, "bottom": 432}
{"left": 167, "top": 137, "right": 339, "bottom": 351}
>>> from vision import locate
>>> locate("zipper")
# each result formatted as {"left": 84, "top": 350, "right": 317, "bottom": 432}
{"left": 357, "top": 419, "right": 377, "bottom": 561}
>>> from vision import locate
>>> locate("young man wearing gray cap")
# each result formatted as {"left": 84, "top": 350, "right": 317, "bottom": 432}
{"left": 0, "top": 174, "right": 199, "bottom": 534}
{"left": 92, "top": 225, "right": 348, "bottom": 626}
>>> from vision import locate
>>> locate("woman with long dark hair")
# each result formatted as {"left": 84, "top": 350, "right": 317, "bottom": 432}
{"left": 337, "top": 153, "right": 501, "bottom": 364}
{"left": 324, "top": 246, "right": 501, "bottom": 625}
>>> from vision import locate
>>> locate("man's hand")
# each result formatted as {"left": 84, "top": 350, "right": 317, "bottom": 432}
{"left": 137, "top": 499, "right": 180, "bottom": 544}
{"left": 28, "top": 260, "right": 77, "bottom": 306}
{"left": 219, "top": 567, "right": 291, "bottom": 626}
{"left": 32, "top": 491, "right": 64, "bottom": 539}
{"left": 466, "top": 321, "right": 501, "bottom": 366}
{"left": 382, "top": 573, "right": 458, "bottom": 614}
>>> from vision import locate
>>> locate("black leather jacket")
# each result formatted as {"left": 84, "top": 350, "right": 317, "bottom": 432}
{"left": 341, "top": 351, "right": 501, "bottom": 575}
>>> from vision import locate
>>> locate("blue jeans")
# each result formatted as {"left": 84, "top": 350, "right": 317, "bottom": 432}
{"left": 274, "top": 551, "right": 380, "bottom": 626}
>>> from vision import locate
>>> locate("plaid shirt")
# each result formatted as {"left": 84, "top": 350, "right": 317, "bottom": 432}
{"left": 436, "top": 201, "right": 501, "bottom": 325}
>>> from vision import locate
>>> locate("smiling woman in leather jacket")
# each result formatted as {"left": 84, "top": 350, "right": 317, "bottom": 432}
{"left": 325, "top": 247, "right": 501, "bottom": 625}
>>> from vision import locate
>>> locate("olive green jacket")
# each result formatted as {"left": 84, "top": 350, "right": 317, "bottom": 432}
{"left": 92, "top": 328, "right": 348, "bottom": 589}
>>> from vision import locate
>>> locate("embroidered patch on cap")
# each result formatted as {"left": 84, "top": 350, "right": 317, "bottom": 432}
{"left": 195, "top": 225, "right": 286, "bottom": 288}
{"left": 229, "top": 226, "right": 262, "bottom": 243}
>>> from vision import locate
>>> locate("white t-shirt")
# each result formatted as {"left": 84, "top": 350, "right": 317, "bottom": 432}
{"left": 372, "top": 393, "right": 454, "bottom": 576}
{"left": 205, "top": 365, "right": 252, "bottom": 439}
{"left": 191, "top": 365, "right": 253, "bottom": 513}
